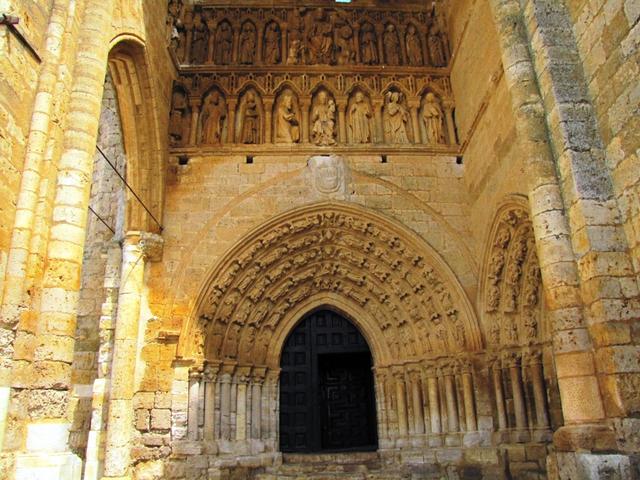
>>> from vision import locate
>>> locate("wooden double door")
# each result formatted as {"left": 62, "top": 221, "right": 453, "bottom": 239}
{"left": 279, "top": 310, "right": 378, "bottom": 453}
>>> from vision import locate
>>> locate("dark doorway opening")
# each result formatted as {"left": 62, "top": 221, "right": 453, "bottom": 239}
{"left": 279, "top": 310, "right": 378, "bottom": 453}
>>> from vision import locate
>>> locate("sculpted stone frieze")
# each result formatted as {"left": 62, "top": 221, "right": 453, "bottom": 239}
{"left": 483, "top": 206, "right": 543, "bottom": 348}
{"left": 169, "top": 72, "right": 457, "bottom": 149}
{"left": 167, "top": 3, "right": 450, "bottom": 69}
{"left": 187, "top": 205, "right": 481, "bottom": 366}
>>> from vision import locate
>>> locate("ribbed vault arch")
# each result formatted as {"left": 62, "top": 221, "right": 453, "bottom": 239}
{"left": 179, "top": 202, "right": 481, "bottom": 367}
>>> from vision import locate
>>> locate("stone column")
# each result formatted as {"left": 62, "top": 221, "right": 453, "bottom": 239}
{"left": 189, "top": 98, "right": 201, "bottom": 146}
{"left": 488, "top": 0, "right": 606, "bottom": 433}
{"left": 408, "top": 99, "right": 422, "bottom": 144}
{"left": 264, "top": 97, "right": 274, "bottom": 144}
{"left": 397, "top": 26, "right": 408, "bottom": 65}
{"left": 203, "top": 362, "right": 220, "bottom": 441}
{"left": 184, "top": 17, "right": 194, "bottom": 64}
{"left": 408, "top": 366, "right": 425, "bottom": 435}
{"left": 374, "top": 369, "right": 389, "bottom": 443}
{"left": 375, "top": 25, "right": 385, "bottom": 64}
{"left": 251, "top": 368, "right": 266, "bottom": 441}
{"left": 461, "top": 361, "right": 477, "bottom": 432}
{"left": 492, "top": 360, "right": 508, "bottom": 430}
{"left": 102, "top": 232, "right": 162, "bottom": 479}
{"left": 280, "top": 23, "right": 288, "bottom": 66}
{"left": 226, "top": 98, "right": 238, "bottom": 144}
{"left": 442, "top": 99, "right": 457, "bottom": 145}
{"left": 235, "top": 367, "right": 251, "bottom": 441}
{"left": 393, "top": 367, "right": 409, "bottom": 440}
{"left": 372, "top": 99, "right": 384, "bottom": 144}
{"left": 219, "top": 364, "right": 235, "bottom": 441}
{"left": 420, "top": 27, "right": 430, "bottom": 66}
{"left": 11, "top": 1, "right": 114, "bottom": 477}
{"left": 188, "top": 368, "right": 202, "bottom": 441}
{"left": 337, "top": 97, "right": 348, "bottom": 144}
{"left": 526, "top": 351, "right": 550, "bottom": 429}
{"left": 301, "top": 99, "right": 311, "bottom": 144}
{"left": 231, "top": 22, "right": 240, "bottom": 64}
{"left": 504, "top": 353, "right": 527, "bottom": 430}
{"left": 264, "top": 369, "right": 280, "bottom": 451}
{"left": 443, "top": 364, "right": 459, "bottom": 432}
{"left": 426, "top": 366, "right": 441, "bottom": 434}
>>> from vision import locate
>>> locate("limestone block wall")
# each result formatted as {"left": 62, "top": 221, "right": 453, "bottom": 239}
{"left": 565, "top": 0, "right": 640, "bottom": 278}
{"left": 0, "top": 0, "right": 54, "bottom": 304}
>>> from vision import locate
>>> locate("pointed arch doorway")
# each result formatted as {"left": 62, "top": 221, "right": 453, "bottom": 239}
{"left": 279, "top": 309, "right": 378, "bottom": 453}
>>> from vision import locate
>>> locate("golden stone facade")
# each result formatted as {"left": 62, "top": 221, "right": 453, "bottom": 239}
{"left": 0, "top": 0, "right": 638, "bottom": 479}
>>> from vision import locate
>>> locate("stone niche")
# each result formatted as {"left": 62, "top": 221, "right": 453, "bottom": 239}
{"left": 166, "top": 1, "right": 459, "bottom": 153}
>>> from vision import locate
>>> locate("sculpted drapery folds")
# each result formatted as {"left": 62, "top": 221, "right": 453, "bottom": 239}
{"left": 184, "top": 203, "right": 481, "bottom": 366}
{"left": 238, "top": 22, "right": 257, "bottom": 65}
{"left": 274, "top": 90, "right": 300, "bottom": 143}
{"left": 307, "top": 8, "right": 333, "bottom": 64}
{"left": 239, "top": 91, "right": 261, "bottom": 144}
{"left": 360, "top": 23, "right": 378, "bottom": 65}
{"left": 200, "top": 90, "right": 227, "bottom": 145}
{"left": 311, "top": 90, "right": 337, "bottom": 146}
{"left": 422, "top": 93, "right": 445, "bottom": 145}
{"left": 214, "top": 21, "right": 233, "bottom": 65}
{"left": 190, "top": 11, "right": 208, "bottom": 64}
{"left": 383, "top": 24, "right": 401, "bottom": 66}
{"left": 264, "top": 22, "right": 281, "bottom": 65}
{"left": 405, "top": 24, "right": 423, "bottom": 66}
{"left": 385, "top": 91, "right": 410, "bottom": 144}
{"left": 348, "top": 91, "right": 373, "bottom": 144}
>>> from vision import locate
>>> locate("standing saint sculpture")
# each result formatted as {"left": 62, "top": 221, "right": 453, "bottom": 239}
{"left": 361, "top": 24, "right": 378, "bottom": 65}
{"left": 190, "top": 12, "right": 208, "bottom": 64}
{"left": 214, "top": 22, "right": 233, "bottom": 65}
{"left": 200, "top": 91, "right": 226, "bottom": 144}
{"left": 274, "top": 93, "right": 300, "bottom": 143}
{"left": 264, "top": 22, "right": 281, "bottom": 64}
{"left": 238, "top": 23, "right": 256, "bottom": 65}
{"left": 385, "top": 92, "right": 410, "bottom": 144}
{"left": 240, "top": 92, "right": 261, "bottom": 144}
{"left": 405, "top": 24, "right": 423, "bottom": 66}
{"left": 383, "top": 24, "right": 401, "bottom": 65}
{"left": 348, "top": 92, "right": 372, "bottom": 144}
{"left": 307, "top": 8, "right": 333, "bottom": 64}
{"left": 422, "top": 93, "right": 445, "bottom": 144}
{"left": 311, "top": 91, "right": 337, "bottom": 146}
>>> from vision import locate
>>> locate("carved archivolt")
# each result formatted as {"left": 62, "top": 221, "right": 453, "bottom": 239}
{"left": 482, "top": 202, "right": 543, "bottom": 348}
{"left": 181, "top": 203, "right": 481, "bottom": 367}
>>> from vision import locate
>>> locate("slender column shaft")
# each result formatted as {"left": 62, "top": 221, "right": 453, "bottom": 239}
{"left": 251, "top": 382, "right": 262, "bottom": 439}
{"left": 220, "top": 374, "right": 232, "bottom": 440}
{"left": 462, "top": 371, "right": 477, "bottom": 432}
{"left": 103, "top": 233, "right": 148, "bottom": 478}
{"left": 530, "top": 359, "right": 550, "bottom": 428}
{"left": 444, "top": 373, "right": 459, "bottom": 432}
{"left": 189, "top": 101, "right": 200, "bottom": 145}
{"left": 427, "top": 375, "right": 441, "bottom": 434}
{"left": 226, "top": 100, "right": 237, "bottom": 144}
{"left": 188, "top": 371, "right": 201, "bottom": 441}
{"left": 395, "top": 374, "right": 408, "bottom": 437}
{"left": 509, "top": 362, "right": 527, "bottom": 429}
{"left": 492, "top": 363, "right": 507, "bottom": 430}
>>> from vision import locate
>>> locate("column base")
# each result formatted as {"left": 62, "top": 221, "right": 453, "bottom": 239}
{"left": 14, "top": 451, "right": 82, "bottom": 480}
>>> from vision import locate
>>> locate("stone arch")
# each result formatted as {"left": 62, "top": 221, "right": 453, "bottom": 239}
{"left": 479, "top": 196, "right": 545, "bottom": 347}
{"left": 179, "top": 201, "right": 481, "bottom": 367}
{"left": 107, "top": 39, "right": 164, "bottom": 232}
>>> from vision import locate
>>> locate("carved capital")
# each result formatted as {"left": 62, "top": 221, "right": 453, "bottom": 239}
{"left": 140, "top": 232, "right": 164, "bottom": 262}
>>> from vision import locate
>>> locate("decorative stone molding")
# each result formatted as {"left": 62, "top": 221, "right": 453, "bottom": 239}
{"left": 139, "top": 231, "right": 164, "bottom": 262}
{"left": 180, "top": 202, "right": 481, "bottom": 367}
{"left": 481, "top": 201, "right": 543, "bottom": 348}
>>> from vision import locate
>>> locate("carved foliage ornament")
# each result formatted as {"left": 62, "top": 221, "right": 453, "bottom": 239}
{"left": 190, "top": 205, "right": 480, "bottom": 366}
{"left": 484, "top": 206, "right": 543, "bottom": 347}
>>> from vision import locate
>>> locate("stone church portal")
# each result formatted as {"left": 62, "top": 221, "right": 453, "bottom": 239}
{"left": 0, "top": 1, "right": 638, "bottom": 480}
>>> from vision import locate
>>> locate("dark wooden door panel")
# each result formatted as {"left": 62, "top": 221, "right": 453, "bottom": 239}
{"left": 279, "top": 310, "right": 378, "bottom": 453}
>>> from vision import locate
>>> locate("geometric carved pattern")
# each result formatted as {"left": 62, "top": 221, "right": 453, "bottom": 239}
{"left": 186, "top": 202, "right": 481, "bottom": 366}
{"left": 483, "top": 203, "right": 543, "bottom": 347}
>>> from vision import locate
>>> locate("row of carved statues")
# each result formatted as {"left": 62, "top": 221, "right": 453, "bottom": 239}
{"left": 170, "top": 86, "right": 457, "bottom": 148}
{"left": 167, "top": 2, "right": 450, "bottom": 68}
